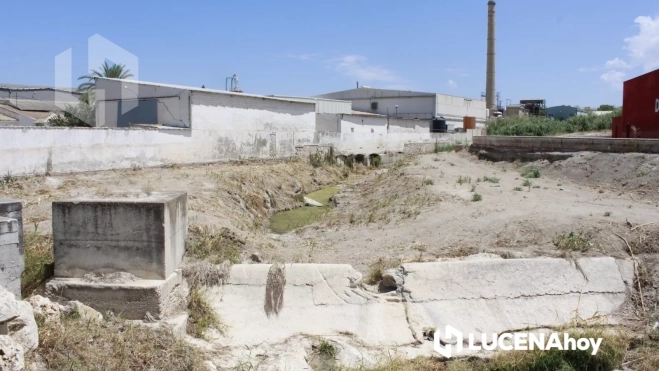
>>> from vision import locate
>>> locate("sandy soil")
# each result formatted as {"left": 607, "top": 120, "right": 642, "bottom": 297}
{"left": 3, "top": 150, "right": 658, "bottom": 311}
{"left": 273, "top": 152, "right": 658, "bottom": 274}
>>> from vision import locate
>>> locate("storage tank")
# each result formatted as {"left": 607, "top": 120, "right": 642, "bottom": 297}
{"left": 463, "top": 116, "right": 476, "bottom": 130}
{"left": 431, "top": 117, "right": 447, "bottom": 133}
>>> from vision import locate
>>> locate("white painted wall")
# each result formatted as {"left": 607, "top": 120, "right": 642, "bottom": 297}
{"left": 0, "top": 88, "right": 317, "bottom": 176}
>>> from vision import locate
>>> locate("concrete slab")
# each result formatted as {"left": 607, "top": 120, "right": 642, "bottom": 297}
{"left": 209, "top": 264, "right": 415, "bottom": 348}
{"left": 212, "top": 258, "right": 633, "bottom": 369}
{"left": 52, "top": 191, "right": 187, "bottom": 280}
{"left": 0, "top": 198, "right": 22, "bottom": 255}
{"left": 402, "top": 257, "right": 633, "bottom": 343}
{"left": 45, "top": 269, "right": 188, "bottom": 320}
{"left": 0, "top": 217, "right": 23, "bottom": 298}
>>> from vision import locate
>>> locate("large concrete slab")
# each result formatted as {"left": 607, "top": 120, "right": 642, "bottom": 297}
{"left": 402, "top": 257, "right": 634, "bottom": 343}
{"left": 0, "top": 217, "right": 23, "bottom": 298}
{"left": 45, "top": 269, "right": 188, "bottom": 320}
{"left": 209, "top": 264, "right": 415, "bottom": 348}
{"left": 212, "top": 258, "right": 633, "bottom": 369}
{"left": 52, "top": 191, "right": 187, "bottom": 280}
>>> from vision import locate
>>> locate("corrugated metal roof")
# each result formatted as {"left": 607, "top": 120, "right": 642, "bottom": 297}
{"left": 97, "top": 77, "right": 316, "bottom": 105}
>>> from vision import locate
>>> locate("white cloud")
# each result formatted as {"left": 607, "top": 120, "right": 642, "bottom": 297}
{"left": 604, "top": 57, "right": 631, "bottom": 69}
{"left": 624, "top": 16, "right": 659, "bottom": 72}
{"left": 580, "top": 15, "right": 659, "bottom": 89}
{"left": 286, "top": 53, "right": 317, "bottom": 61}
{"left": 333, "top": 55, "right": 398, "bottom": 82}
{"left": 447, "top": 79, "right": 457, "bottom": 88}
{"left": 445, "top": 68, "right": 469, "bottom": 77}
{"left": 600, "top": 70, "right": 626, "bottom": 89}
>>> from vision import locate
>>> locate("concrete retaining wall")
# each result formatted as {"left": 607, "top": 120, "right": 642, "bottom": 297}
{"left": 473, "top": 135, "right": 659, "bottom": 154}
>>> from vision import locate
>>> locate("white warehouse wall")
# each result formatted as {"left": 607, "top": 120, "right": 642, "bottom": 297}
{"left": 0, "top": 87, "right": 317, "bottom": 176}
{"left": 190, "top": 91, "right": 316, "bottom": 158}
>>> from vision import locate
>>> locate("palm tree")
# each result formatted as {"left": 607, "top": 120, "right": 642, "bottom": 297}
{"left": 78, "top": 61, "right": 133, "bottom": 103}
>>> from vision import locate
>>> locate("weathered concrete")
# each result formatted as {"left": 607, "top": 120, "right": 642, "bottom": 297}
{"left": 472, "top": 135, "right": 659, "bottom": 154}
{"left": 52, "top": 192, "right": 187, "bottom": 280}
{"left": 46, "top": 269, "right": 187, "bottom": 320}
{"left": 0, "top": 217, "right": 23, "bottom": 298}
{"left": 402, "top": 257, "right": 633, "bottom": 344}
{"left": 0, "top": 199, "right": 22, "bottom": 254}
{"left": 210, "top": 264, "right": 415, "bottom": 348}
{"left": 212, "top": 257, "right": 633, "bottom": 369}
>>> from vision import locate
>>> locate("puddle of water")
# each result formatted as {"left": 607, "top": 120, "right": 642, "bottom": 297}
{"left": 269, "top": 186, "right": 338, "bottom": 234}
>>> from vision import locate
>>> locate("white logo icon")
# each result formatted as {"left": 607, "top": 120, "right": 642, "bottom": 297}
{"left": 433, "top": 326, "right": 602, "bottom": 358}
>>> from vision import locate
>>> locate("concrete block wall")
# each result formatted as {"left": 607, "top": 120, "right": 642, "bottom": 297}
{"left": 0, "top": 216, "right": 22, "bottom": 298}
{"left": 472, "top": 136, "right": 659, "bottom": 154}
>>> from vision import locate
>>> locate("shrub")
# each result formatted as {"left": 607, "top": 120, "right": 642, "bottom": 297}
{"left": 554, "top": 230, "right": 592, "bottom": 252}
{"left": 457, "top": 175, "right": 472, "bottom": 185}
{"left": 487, "top": 109, "right": 619, "bottom": 136}
{"left": 48, "top": 102, "right": 95, "bottom": 127}
{"left": 471, "top": 193, "right": 483, "bottom": 202}
{"left": 422, "top": 178, "right": 434, "bottom": 186}
{"left": 482, "top": 176, "right": 500, "bottom": 183}
{"left": 522, "top": 167, "right": 541, "bottom": 178}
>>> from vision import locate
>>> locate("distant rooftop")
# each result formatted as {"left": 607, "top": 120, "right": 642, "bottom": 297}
{"left": 97, "top": 78, "right": 316, "bottom": 105}
{"left": 0, "top": 83, "right": 80, "bottom": 94}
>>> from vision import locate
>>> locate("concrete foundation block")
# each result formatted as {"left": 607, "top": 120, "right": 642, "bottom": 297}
{"left": 45, "top": 269, "right": 188, "bottom": 320}
{"left": 0, "top": 217, "right": 23, "bottom": 299}
{"left": 52, "top": 191, "right": 187, "bottom": 280}
{"left": 0, "top": 198, "right": 23, "bottom": 255}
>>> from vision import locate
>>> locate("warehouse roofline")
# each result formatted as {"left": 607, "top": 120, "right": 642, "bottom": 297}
{"left": 95, "top": 78, "right": 316, "bottom": 105}
{"left": 314, "top": 87, "right": 482, "bottom": 101}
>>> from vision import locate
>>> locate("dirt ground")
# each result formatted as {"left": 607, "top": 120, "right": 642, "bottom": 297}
{"left": 3, "top": 150, "right": 658, "bottom": 315}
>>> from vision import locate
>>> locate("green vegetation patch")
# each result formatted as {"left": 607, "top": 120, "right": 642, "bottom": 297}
{"left": 269, "top": 186, "right": 339, "bottom": 234}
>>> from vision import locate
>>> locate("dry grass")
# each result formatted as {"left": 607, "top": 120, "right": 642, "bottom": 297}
{"left": 366, "top": 257, "right": 402, "bottom": 285}
{"left": 264, "top": 263, "right": 286, "bottom": 318}
{"left": 341, "top": 327, "right": 629, "bottom": 371}
{"left": 22, "top": 231, "right": 54, "bottom": 296}
{"left": 33, "top": 315, "right": 206, "bottom": 370}
{"left": 187, "top": 288, "right": 224, "bottom": 338}
{"left": 186, "top": 225, "right": 245, "bottom": 264}
{"left": 182, "top": 259, "right": 231, "bottom": 289}
{"left": 324, "top": 165, "right": 442, "bottom": 228}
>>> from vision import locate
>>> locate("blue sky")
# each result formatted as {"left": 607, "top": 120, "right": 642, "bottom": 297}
{"left": 2, "top": 0, "right": 659, "bottom": 108}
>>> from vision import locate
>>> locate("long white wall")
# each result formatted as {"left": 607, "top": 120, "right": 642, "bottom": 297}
{"left": 0, "top": 91, "right": 317, "bottom": 176}
{"left": 315, "top": 113, "right": 474, "bottom": 155}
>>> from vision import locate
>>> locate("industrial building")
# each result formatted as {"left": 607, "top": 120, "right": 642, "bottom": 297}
{"left": 0, "top": 84, "right": 80, "bottom": 126}
{"left": 613, "top": 69, "right": 659, "bottom": 138}
{"left": 314, "top": 87, "right": 487, "bottom": 128}
{"left": 546, "top": 105, "right": 586, "bottom": 121}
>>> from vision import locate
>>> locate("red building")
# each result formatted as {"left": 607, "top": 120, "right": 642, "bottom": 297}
{"left": 613, "top": 69, "right": 659, "bottom": 138}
